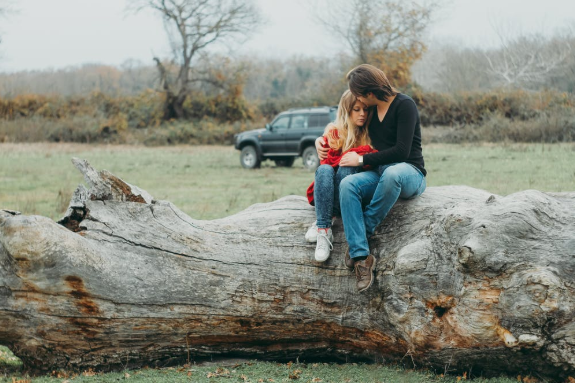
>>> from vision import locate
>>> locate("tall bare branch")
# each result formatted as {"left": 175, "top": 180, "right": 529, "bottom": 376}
{"left": 484, "top": 32, "right": 572, "bottom": 89}
{"left": 129, "top": 0, "right": 262, "bottom": 119}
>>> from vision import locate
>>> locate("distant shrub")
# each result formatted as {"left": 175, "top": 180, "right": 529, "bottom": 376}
{"left": 46, "top": 117, "right": 111, "bottom": 144}
{"left": 182, "top": 91, "right": 254, "bottom": 121}
{"left": 139, "top": 118, "right": 263, "bottom": 146}
{"left": 410, "top": 89, "right": 574, "bottom": 127}
{"left": 473, "top": 106, "right": 575, "bottom": 143}
{"left": 0, "top": 115, "right": 120, "bottom": 144}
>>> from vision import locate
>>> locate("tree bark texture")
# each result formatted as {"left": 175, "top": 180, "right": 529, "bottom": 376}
{"left": 0, "top": 159, "right": 574, "bottom": 379}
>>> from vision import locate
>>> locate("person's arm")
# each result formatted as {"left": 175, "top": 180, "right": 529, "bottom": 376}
{"left": 315, "top": 136, "right": 329, "bottom": 161}
{"left": 362, "top": 99, "right": 418, "bottom": 166}
{"left": 315, "top": 123, "right": 336, "bottom": 161}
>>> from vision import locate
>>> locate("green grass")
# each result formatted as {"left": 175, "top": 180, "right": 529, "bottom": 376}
{"left": 1, "top": 143, "right": 574, "bottom": 222}
{"left": 0, "top": 352, "right": 518, "bottom": 383}
{"left": 0, "top": 142, "right": 573, "bottom": 382}
{"left": 0, "top": 345, "right": 22, "bottom": 374}
{"left": 425, "top": 142, "right": 575, "bottom": 194}
{"left": 0, "top": 143, "right": 314, "bottom": 221}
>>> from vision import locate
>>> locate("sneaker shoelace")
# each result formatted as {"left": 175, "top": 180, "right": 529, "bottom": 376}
{"left": 316, "top": 231, "right": 333, "bottom": 252}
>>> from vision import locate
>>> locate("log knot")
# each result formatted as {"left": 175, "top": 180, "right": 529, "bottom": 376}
{"left": 426, "top": 295, "right": 457, "bottom": 318}
{"left": 486, "top": 195, "right": 497, "bottom": 204}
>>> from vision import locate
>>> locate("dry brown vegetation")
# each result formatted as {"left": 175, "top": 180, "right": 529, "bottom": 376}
{"left": 0, "top": 88, "right": 573, "bottom": 145}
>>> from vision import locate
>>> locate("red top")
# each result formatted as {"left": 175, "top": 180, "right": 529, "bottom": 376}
{"left": 306, "top": 134, "right": 377, "bottom": 205}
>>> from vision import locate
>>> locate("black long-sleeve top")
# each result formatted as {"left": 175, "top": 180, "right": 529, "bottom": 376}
{"left": 363, "top": 93, "right": 426, "bottom": 176}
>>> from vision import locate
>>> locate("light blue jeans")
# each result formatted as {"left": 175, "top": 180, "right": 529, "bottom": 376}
{"left": 339, "top": 162, "right": 426, "bottom": 258}
{"left": 314, "top": 165, "right": 361, "bottom": 228}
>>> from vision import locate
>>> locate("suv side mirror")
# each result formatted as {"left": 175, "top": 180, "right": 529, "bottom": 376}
{"left": 265, "top": 123, "right": 272, "bottom": 131}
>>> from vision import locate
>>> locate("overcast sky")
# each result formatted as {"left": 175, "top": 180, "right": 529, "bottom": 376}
{"left": 0, "top": 0, "right": 573, "bottom": 72}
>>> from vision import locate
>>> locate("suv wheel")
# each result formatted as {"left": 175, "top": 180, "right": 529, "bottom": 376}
{"left": 240, "top": 146, "right": 261, "bottom": 169}
{"left": 302, "top": 146, "right": 320, "bottom": 171}
{"left": 274, "top": 157, "right": 295, "bottom": 167}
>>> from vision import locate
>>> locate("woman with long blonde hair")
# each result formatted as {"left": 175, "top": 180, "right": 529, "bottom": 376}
{"left": 305, "top": 90, "right": 376, "bottom": 262}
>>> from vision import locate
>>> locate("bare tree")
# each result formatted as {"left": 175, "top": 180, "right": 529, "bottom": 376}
{"left": 484, "top": 30, "right": 573, "bottom": 89}
{"left": 312, "top": 0, "right": 438, "bottom": 87}
{"left": 130, "top": 0, "right": 262, "bottom": 120}
{"left": 413, "top": 25, "right": 575, "bottom": 93}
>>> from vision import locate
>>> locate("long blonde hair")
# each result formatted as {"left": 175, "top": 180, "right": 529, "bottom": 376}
{"left": 326, "top": 90, "right": 371, "bottom": 152}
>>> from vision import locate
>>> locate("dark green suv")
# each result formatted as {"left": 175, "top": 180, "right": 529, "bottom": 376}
{"left": 234, "top": 106, "right": 337, "bottom": 170}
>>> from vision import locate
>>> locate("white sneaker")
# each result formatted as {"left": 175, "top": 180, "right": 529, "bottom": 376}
{"left": 305, "top": 222, "right": 318, "bottom": 243}
{"left": 315, "top": 228, "right": 333, "bottom": 262}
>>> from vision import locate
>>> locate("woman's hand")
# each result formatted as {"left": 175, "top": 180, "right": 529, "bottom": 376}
{"left": 315, "top": 136, "right": 329, "bottom": 161}
{"left": 339, "top": 152, "right": 360, "bottom": 167}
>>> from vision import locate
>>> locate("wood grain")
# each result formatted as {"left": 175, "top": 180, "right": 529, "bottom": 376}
{"left": 0, "top": 158, "right": 573, "bottom": 379}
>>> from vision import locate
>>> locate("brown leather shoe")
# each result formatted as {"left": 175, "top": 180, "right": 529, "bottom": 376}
{"left": 354, "top": 255, "right": 376, "bottom": 292}
{"left": 344, "top": 249, "right": 355, "bottom": 270}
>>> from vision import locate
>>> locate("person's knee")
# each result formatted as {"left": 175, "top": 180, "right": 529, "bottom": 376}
{"left": 339, "top": 176, "right": 358, "bottom": 196}
{"left": 316, "top": 164, "right": 334, "bottom": 178}
{"left": 337, "top": 166, "right": 356, "bottom": 178}
{"left": 317, "top": 164, "right": 333, "bottom": 174}
{"left": 379, "top": 166, "right": 402, "bottom": 192}
{"left": 339, "top": 176, "right": 351, "bottom": 192}
{"left": 385, "top": 165, "right": 405, "bottom": 178}
{"left": 381, "top": 164, "right": 411, "bottom": 184}
{"left": 381, "top": 167, "right": 401, "bottom": 182}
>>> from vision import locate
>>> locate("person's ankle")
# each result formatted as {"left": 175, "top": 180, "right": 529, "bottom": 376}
{"left": 354, "top": 255, "right": 367, "bottom": 262}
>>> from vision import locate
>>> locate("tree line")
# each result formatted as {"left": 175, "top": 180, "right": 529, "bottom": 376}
{"left": 0, "top": 0, "right": 573, "bottom": 144}
{"left": 0, "top": 0, "right": 434, "bottom": 104}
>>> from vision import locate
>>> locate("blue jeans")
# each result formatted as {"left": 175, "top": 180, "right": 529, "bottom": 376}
{"left": 339, "top": 162, "right": 426, "bottom": 258}
{"left": 314, "top": 165, "right": 361, "bottom": 228}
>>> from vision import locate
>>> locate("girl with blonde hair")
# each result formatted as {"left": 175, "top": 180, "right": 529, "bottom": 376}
{"left": 305, "top": 90, "right": 376, "bottom": 262}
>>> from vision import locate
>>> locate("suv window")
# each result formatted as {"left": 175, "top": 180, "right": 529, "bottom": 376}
{"left": 309, "top": 113, "right": 332, "bottom": 128}
{"left": 290, "top": 114, "right": 307, "bottom": 129}
{"left": 271, "top": 115, "right": 290, "bottom": 130}
{"left": 329, "top": 109, "right": 337, "bottom": 122}
{"left": 318, "top": 114, "right": 332, "bottom": 127}
{"left": 308, "top": 114, "right": 321, "bottom": 128}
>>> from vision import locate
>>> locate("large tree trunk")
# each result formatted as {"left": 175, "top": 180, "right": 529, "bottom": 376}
{"left": 1, "top": 159, "right": 574, "bottom": 380}
{"left": 153, "top": 57, "right": 185, "bottom": 120}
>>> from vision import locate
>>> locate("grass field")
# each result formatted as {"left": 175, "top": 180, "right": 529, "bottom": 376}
{"left": 0, "top": 345, "right": 518, "bottom": 383}
{"left": 1, "top": 142, "right": 574, "bottom": 221}
{"left": 1, "top": 142, "right": 574, "bottom": 382}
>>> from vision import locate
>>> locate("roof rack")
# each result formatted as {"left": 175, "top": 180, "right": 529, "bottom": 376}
{"left": 286, "top": 106, "right": 332, "bottom": 112}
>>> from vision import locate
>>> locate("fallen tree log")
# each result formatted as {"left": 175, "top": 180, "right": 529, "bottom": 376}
{"left": 0, "top": 158, "right": 574, "bottom": 380}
